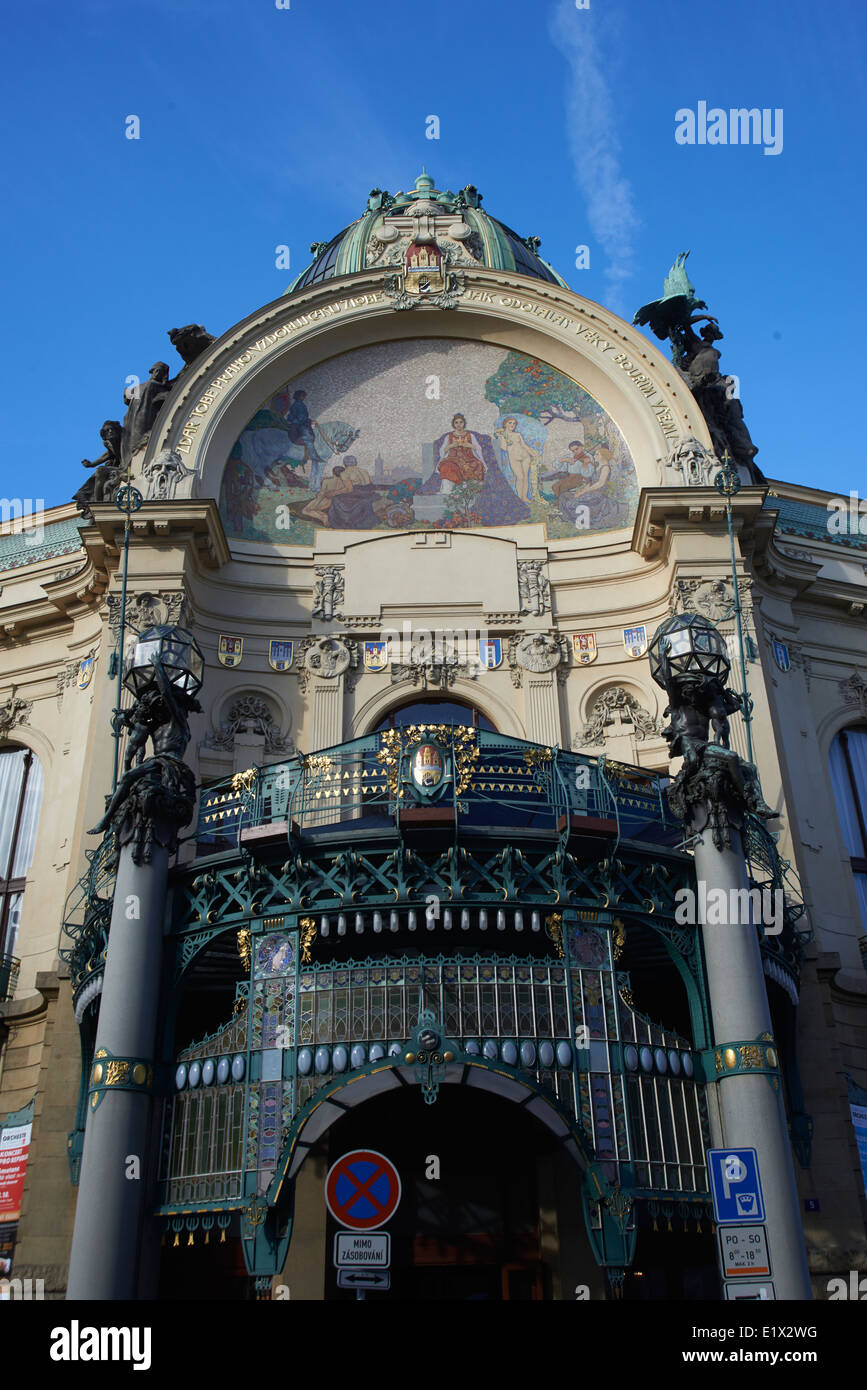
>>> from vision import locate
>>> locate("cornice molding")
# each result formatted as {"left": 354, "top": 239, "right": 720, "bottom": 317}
{"left": 749, "top": 503, "right": 867, "bottom": 617}
{"left": 85, "top": 499, "right": 231, "bottom": 571}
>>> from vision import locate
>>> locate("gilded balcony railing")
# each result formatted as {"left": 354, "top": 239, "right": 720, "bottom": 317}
{"left": 195, "top": 730, "right": 682, "bottom": 856}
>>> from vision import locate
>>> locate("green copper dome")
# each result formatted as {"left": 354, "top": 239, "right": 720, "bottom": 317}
{"left": 288, "top": 172, "right": 569, "bottom": 293}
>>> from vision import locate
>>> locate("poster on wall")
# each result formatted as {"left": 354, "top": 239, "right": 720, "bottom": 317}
{"left": 219, "top": 340, "right": 640, "bottom": 545}
{"left": 0, "top": 1119, "right": 31, "bottom": 1224}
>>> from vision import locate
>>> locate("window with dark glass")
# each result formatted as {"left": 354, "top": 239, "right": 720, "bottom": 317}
{"left": 496, "top": 223, "right": 559, "bottom": 284}
{"left": 373, "top": 699, "right": 496, "bottom": 732}
{"left": 829, "top": 726, "right": 867, "bottom": 932}
{"left": 0, "top": 746, "right": 44, "bottom": 961}
{"left": 291, "top": 228, "right": 351, "bottom": 291}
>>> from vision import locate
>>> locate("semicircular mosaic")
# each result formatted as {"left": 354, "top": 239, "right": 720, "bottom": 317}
{"left": 219, "top": 339, "right": 639, "bottom": 543}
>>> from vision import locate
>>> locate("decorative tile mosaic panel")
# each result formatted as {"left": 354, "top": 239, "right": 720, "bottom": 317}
{"left": 219, "top": 341, "right": 639, "bottom": 543}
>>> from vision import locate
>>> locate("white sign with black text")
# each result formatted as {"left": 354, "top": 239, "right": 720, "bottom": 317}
{"left": 718, "top": 1224, "right": 772, "bottom": 1278}
{"left": 333, "top": 1231, "right": 390, "bottom": 1268}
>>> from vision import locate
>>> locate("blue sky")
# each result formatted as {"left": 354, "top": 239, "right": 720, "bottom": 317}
{"left": 2, "top": 0, "right": 865, "bottom": 508}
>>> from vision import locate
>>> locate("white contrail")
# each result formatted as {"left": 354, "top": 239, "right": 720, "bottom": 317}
{"left": 549, "top": 1, "right": 640, "bottom": 311}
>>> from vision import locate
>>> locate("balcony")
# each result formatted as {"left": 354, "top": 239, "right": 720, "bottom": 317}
{"left": 196, "top": 729, "right": 683, "bottom": 860}
{"left": 0, "top": 953, "right": 20, "bottom": 1002}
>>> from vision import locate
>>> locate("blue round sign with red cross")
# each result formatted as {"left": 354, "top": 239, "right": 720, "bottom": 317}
{"left": 325, "top": 1149, "right": 402, "bottom": 1231}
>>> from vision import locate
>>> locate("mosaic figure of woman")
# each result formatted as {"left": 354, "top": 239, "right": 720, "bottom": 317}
{"left": 420, "top": 413, "right": 530, "bottom": 526}
{"left": 558, "top": 448, "right": 628, "bottom": 530}
{"left": 493, "top": 416, "right": 539, "bottom": 502}
{"left": 435, "top": 414, "right": 487, "bottom": 490}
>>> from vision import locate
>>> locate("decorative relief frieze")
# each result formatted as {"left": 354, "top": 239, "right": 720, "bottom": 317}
{"left": 312, "top": 566, "right": 345, "bottom": 622}
{"left": 577, "top": 687, "right": 660, "bottom": 747}
{"left": 660, "top": 436, "right": 719, "bottom": 487}
{"left": 56, "top": 662, "right": 81, "bottom": 704}
{"left": 517, "top": 560, "right": 550, "bottom": 616}
{"left": 390, "top": 637, "right": 476, "bottom": 690}
{"left": 297, "top": 636, "right": 357, "bottom": 693}
{"left": 507, "top": 631, "right": 569, "bottom": 688}
{"left": 671, "top": 576, "right": 752, "bottom": 622}
{"left": 106, "top": 589, "right": 188, "bottom": 635}
{"left": 0, "top": 689, "right": 31, "bottom": 738}
{"left": 143, "top": 449, "right": 194, "bottom": 501}
{"left": 839, "top": 671, "right": 867, "bottom": 715}
{"left": 202, "top": 695, "right": 291, "bottom": 754}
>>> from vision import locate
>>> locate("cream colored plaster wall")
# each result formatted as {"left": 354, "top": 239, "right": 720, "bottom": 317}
{"left": 0, "top": 606, "right": 105, "bottom": 994}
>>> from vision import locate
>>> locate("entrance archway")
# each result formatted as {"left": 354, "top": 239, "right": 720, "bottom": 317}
{"left": 283, "top": 1083, "right": 603, "bottom": 1301}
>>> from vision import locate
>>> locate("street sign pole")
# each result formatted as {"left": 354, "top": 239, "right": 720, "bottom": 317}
{"left": 707, "top": 1147, "right": 777, "bottom": 1299}
{"left": 326, "top": 1153, "right": 401, "bottom": 1300}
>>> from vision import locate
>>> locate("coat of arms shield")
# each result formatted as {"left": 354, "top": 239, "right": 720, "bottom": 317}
{"left": 623, "top": 625, "right": 647, "bottom": 659}
{"left": 478, "top": 638, "right": 502, "bottom": 670}
{"left": 364, "top": 641, "right": 389, "bottom": 672}
{"left": 772, "top": 639, "right": 790, "bottom": 672}
{"left": 268, "top": 640, "right": 293, "bottom": 672}
{"left": 218, "top": 635, "right": 244, "bottom": 668}
{"left": 571, "top": 633, "right": 597, "bottom": 665}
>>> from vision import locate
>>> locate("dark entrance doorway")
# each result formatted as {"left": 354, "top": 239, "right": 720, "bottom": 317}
{"left": 324, "top": 1084, "right": 561, "bottom": 1301}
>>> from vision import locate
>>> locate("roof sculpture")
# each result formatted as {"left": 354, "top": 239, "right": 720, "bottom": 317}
{"left": 290, "top": 171, "right": 569, "bottom": 293}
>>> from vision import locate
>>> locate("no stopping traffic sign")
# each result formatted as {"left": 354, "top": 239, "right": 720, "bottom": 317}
{"left": 325, "top": 1150, "right": 402, "bottom": 1231}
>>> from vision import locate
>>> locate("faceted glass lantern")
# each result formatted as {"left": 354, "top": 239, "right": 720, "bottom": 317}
{"left": 122, "top": 625, "right": 204, "bottom": 698}
{"left": 648, "top": 613, "right": 730, "bottom": 688}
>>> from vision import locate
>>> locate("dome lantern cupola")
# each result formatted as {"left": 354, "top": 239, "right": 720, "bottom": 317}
{"left": 289, "top": 171, "right": 568, "bottom": 293}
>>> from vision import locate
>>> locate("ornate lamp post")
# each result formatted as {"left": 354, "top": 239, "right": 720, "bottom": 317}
{"left": 67, "top": 627, "right": 203, "bottom": 1300}
{"left": 650, "top": 613, "right": 812, "bottom": 1300}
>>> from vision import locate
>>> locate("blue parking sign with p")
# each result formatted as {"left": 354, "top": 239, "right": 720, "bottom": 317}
{"left": 707, "top": 1147, "right": 766, "bottom": 1224}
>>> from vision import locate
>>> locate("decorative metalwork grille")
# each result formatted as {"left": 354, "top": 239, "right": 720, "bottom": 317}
{"left": 165, "top": 1086, "right": 244, "bottom": 1205}
{"left": 160, "top": 946, "right": 710, "bottom": 1206}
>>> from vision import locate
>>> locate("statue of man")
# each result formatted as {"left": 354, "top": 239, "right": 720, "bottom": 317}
{"left": 121, "top": 362, "right": 172, "bottom": 469}
{"left": 681, "top": 324, "right": 759, "bottom": 471}
{"left": 658, "top": 640, "right": 742, "bottom": 767}
{"left": 74, "top": 420, "right": 123, "bottom": 511}
{"left": 89, "top": 656, "right": 201, "bottom": 834}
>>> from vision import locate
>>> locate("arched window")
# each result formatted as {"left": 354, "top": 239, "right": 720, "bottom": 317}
{"left": 373, "top": 698, "right": 497, "bottom": 733}
{"left": 829, "top": 727, "right": 867, "bottom": 933}
{"left": 0, "top": 745, "right": 44, "bottom": 962}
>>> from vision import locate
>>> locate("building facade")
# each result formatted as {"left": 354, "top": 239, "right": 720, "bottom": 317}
{"left": 1, "top": 174, "right": 866, "bottom": 1300}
